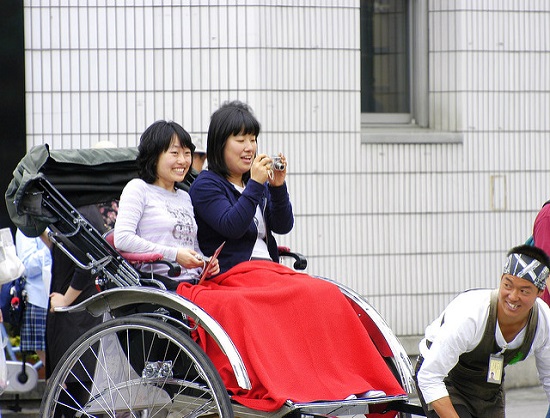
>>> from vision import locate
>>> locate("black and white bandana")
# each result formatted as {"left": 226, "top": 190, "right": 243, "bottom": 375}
{"left": 503, "top": 253, "right": 550, "bottom": 290}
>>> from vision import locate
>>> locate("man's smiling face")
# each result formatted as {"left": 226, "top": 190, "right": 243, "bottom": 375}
{"left": 498, "top": 274, "right": 541, "bottom": 322}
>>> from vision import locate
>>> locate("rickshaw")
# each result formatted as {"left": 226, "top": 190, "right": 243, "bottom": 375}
{"left": 5, "top": 144, "right": 424, "bottom": 417}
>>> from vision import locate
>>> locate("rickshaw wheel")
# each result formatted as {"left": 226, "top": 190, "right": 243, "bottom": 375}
{"left": 40, "top": 315, "right": 234, "bottom": 417}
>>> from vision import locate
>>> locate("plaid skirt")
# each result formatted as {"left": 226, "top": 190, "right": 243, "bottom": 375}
{"left": 20, "top": 302, "right": 47, "bottom": 352}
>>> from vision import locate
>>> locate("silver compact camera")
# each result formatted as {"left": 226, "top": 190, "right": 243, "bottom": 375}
{"left": 271, "top": 155, "right": 285, "bottom": 171}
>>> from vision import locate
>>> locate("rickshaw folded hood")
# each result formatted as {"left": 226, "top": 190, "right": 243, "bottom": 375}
{"left": 5, "top": 144, "right": 139, "bottom": 237}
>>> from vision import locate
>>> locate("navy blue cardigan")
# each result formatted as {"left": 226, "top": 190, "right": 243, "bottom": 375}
{"left": 189, "top": 170, "right": 294, "bottom": 273}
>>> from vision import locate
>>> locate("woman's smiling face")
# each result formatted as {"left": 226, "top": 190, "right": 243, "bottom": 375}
{"left": 223, "top": 131, "right": 257, "bottom": 183}
{"left": 154, "top": 136, "right": 192, "bottom": 191}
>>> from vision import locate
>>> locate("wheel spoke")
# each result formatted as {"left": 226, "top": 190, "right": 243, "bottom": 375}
{"left": 41, "top": 316, "right": 233, "bottom": 417}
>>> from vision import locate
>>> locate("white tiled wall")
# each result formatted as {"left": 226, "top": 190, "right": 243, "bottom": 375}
{"left": 23, "top": 1, "right": 550, "bottom": 336}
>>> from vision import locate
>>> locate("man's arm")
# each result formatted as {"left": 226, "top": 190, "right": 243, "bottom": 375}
{"left": 430, "top": 396, "right": 461, "bottom": 418}
{"left": 417, "top": 292, "right": 486, "bottom": 412}
{"left": 49, "top": 286, "right": 82, "bottom": 310}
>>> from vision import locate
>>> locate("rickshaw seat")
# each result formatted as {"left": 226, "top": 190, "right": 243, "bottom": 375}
{"left": 103, "top": 229, "right": 304, "bottom": 276}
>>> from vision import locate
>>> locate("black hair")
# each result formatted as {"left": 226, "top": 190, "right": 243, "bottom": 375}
{"left": 206, "top": 100, "right": 261, "bottom": 180}
{"left": 137, "top": 120, "right": 195, "bottom": 184}
{"left": 507, "top": 244, "right": 550, "bottom": 270}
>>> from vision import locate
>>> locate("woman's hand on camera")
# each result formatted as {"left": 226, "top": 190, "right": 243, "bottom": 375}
{"left": 250, "top": 153, "right": 287, "bottom": 186}
{"left": 250, "top": 153, "right": 271, "bottom": 184}
{"left": 176, "top": 248, "right": 206, "bottom": 269}
{"left": 267, "top": 153, "right": 287, "bottom": 187}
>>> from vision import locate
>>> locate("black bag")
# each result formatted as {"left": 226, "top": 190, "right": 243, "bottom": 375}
{"left": 0, "top": 276, "right": 27, "bottom": 333}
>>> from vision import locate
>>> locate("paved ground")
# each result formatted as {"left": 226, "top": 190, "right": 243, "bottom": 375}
{"left": 0, "top": 385, "right": 547, "bottom": 417}
{"left": 506, "top": 385, "right": 548, "bottom": 417}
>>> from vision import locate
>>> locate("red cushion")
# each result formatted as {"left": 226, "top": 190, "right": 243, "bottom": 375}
{"left": 104, "top": 230, "right": 164, "bottom": 263}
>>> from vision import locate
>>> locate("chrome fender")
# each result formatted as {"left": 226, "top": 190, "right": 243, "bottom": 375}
{"left": 55, "top": 287, "right": 252, "bottom": 390}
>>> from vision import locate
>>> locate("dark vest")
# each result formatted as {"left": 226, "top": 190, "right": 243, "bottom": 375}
{"left": 445, "top": 289, "right": 539, "bottom": 417}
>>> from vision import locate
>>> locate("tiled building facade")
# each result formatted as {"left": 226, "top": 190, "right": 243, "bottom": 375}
{"left": 23, "top": 1, "right": 550, "bottom": 337}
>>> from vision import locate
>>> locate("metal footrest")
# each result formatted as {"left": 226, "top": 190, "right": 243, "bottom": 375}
{"left": 287, "top": 394, "right": 409, "bottom": 416}
{"left": 230, "top": 394, "right": 422, "bottom": 417}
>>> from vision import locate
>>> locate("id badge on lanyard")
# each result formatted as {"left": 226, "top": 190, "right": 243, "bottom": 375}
{"left": 487, "top": 345, "right": 506, "bottom": 384}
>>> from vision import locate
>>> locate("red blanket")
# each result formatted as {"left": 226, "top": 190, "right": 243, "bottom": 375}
{"left": 177, "top": 260, "right": 405, "bottom": 412}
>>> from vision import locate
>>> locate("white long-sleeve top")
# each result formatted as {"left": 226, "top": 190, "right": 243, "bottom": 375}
{"left": 114, "top": 179, "right": 202, "bottom": 281}
{"left": 417, "top": 288, "right": 550, "bottom": 404}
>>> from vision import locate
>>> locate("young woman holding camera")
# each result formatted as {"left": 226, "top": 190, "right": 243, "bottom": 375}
{"left": 179, "top": 100, "right": 405, "bottom": 412}
{"left": 189, "top": 100, "right": 292, "bottom": 273}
